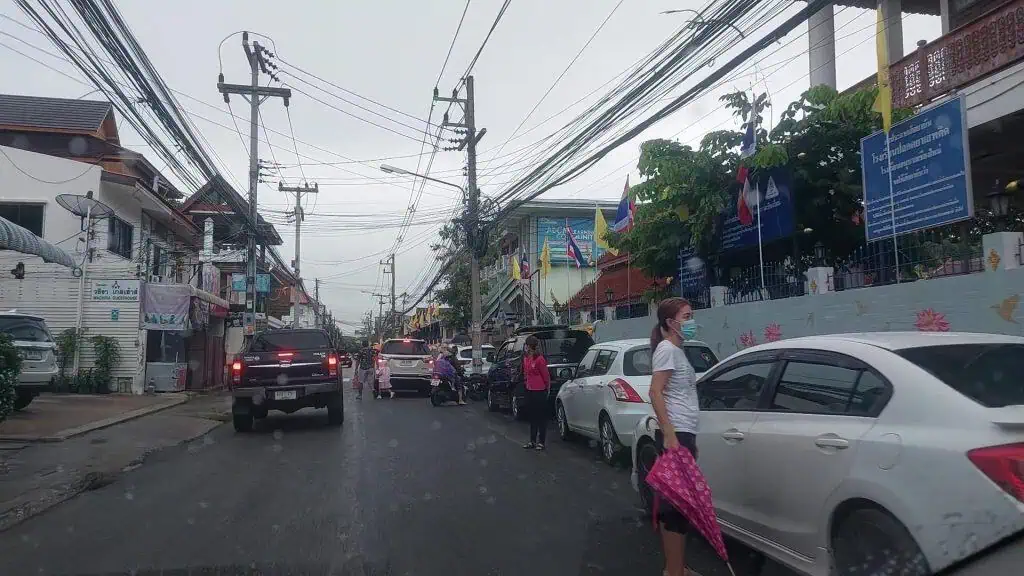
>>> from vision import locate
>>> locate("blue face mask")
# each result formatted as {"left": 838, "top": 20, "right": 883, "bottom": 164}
{"left": 680, "top": 319, "right": 698, "bottom": 340}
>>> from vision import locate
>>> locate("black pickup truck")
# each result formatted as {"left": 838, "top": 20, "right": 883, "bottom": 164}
{"left": 229, "top": 328, "right": 344, "bottom": 432}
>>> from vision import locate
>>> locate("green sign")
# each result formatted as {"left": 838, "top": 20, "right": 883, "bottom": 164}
{"left": 110, "top": 308, "right": 119, "bottom": 321}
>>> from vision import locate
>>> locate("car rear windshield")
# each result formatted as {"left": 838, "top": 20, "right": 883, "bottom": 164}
{"left": 458, "top": 347, "right": 494, "bottom": 361}
{"left": 897, "top": 344, "right": 1024, "bottom": 408}
{"left": 381, "top": 340, "right": 431, "bottom": 355}
{"left": 623, "top": 345, "right": 719, "bottom": 376}
{"left": 250, "top": 330, "right": 330, "bottom": 352}
{"left": 535, "top": 330, "right": 593, "bottom": 364}
{"left": 0, "top": 316, "right": 52, "bottom": 343}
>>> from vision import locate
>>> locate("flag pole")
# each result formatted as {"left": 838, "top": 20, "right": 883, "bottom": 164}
{"left": 756, "top": 180, "right": 765, "bottom": 295}
{"left": 565, "top": 218, "right": 571, "bottom": 324}
{"left": 886, "top": 132, "right": 900, "bottom": 283}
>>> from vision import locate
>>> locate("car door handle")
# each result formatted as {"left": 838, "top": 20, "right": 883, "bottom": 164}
{"left": 721, "top": 430, "right": 745, "bottom": 441}
{"left": 814, "top": 437, "right": 850, "bottom": 449}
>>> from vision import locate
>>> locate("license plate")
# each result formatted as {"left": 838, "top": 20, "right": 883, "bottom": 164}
{"left": 22, "top": 350, "right": 42, "bottom": 360}
{"left": 400, "top": 360, "right": 415, "bottom": 367}
{"left": 274, "top": 390, "right": 297, "bottom": 400}
{"left": 430, "top": 379, "right": 440, "bottom": 387}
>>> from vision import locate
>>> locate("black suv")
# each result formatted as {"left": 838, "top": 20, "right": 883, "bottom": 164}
{"left": 486, "top": 328, "right": 594, "bottom": 420}
{"left": 229, "top": 328, "right": 344, "bottom": 432}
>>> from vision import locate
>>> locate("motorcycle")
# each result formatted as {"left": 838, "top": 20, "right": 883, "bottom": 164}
{"left": 465, "top": 373, "right": 488, "bottom": 401}
{"left": 429, "top": 375, "right": 461, "bottom": 406}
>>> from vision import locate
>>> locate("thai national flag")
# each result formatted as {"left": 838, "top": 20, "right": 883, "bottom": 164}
{"left": 520, "top": 248, "right": 530, "bottom": 278}
{"left": 611, "top": 175, "right": 635, "bottom": 233}
{"left": 565, "top": 223, "right": 587, "bottom": 269}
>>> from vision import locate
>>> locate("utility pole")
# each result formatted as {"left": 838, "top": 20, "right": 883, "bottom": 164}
{"left": 218, "top": 32, "right": 290, "bottom": 341}
{"left": 314, "top": 278, "right": 321, "bottom": 328}
{"left": 372, "top": 292, "right": 388, "bottom": 342}
{"left": 280, "top": 181, "right": 318, "bottom": 328}
{"left": 380, "top": 255, "right": 395, "bottom": 338}
{"left": 437, "top": 75, "right": 485, "bottom": 377}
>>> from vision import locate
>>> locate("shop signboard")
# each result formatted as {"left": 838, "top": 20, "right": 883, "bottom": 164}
{"left": 536, "top": 217, "right": 604, "bottom": 266}
{"left": 860, "top": 95, "right": 973, "bottom": 242}
{"left": 256, "top": 273, "right": 271, "bottom": 294}
{"left": 141, "top": 283, "right": 190, "bottom": 331}
{"left": 92, "top": 279, "right": 140, "bottom": 301}
{"left": 231, "top": 273, "right": 246, "bottom": 292}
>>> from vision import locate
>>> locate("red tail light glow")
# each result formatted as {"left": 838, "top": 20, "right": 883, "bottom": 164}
{"left": 277, "top": 352, "right": 294, "bottom": 358}
{"left": 231, "top": 361, "right": 242, "bottom": 385}
{"left": 608, "top": 378, "right": 645, "bottom": 403}
{"left": 968, "top": 443, "right": 1024, "bottom": 502}
{"left": 327, "top": 354, "right": 338, "bottom": 377}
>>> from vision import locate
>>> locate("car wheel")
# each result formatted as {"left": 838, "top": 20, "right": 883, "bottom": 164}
{"left": 556, "top": 402, "right": 572, "bottom": 441}
{"left": 832, "top": 507, "right": 929, "bottom": 576}
{"left": 13, "top": 390, "right": 34, "bottom": 410}
{"left": 599, "top": 415, "right": 625, "bottom": 465}
{"left": 233, "top": 413, "right": 253, "bottom": 433}
{"left": 636, "top": 438, "right": 658, "bottom": 517}
{"left": 487, "top": 390, "right": 499, "bottom": 412}
{"left": 327, "top": 392, "right": 344, "bottom": 426}
{"left": 511, "top": 395, "right": 524, "bottom": 420}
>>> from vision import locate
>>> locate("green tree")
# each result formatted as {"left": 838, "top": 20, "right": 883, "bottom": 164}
{"left": 429, "top": 220, "right": 490, "bottom": 330}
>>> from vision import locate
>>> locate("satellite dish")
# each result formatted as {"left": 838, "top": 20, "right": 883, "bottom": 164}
{"left": 56, "top": 190, "right": 113, "bottom": 231}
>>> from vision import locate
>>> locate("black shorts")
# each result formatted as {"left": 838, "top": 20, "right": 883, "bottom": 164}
{"left": 653, "top": 430, "right": 699, "bottom": 535}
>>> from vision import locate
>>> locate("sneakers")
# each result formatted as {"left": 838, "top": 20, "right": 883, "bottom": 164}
{"left": 389, "top": 391, "right": 396, "bottom": 399}
{"left": 535, "top": 444, "right": 545, "bottom": 451}
{"left": 522, "top": 442, "right": 536, "bottom": 449}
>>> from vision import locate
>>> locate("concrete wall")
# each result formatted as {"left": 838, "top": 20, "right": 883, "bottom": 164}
{"left": 594, "top": 268, "right": 1024, "bottom": 362}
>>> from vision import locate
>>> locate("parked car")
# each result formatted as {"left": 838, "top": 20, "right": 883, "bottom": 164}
{"left": 338, "top": 352, "right": 353, "bottom": 368}
{"left": 376, "top": 338, "right": 433, "bottom": 395}
{"left": 556, "top": 338, "right": 717, "bottom": 465}
{"left": 229, "top": 328, "right": 343, "bottom": 431}
{"left": 630, "top": 332, "right": 1024, "bottom": 576}
{"left": 486, "top": 327, "right": 593, "bottom": 419}
{"left": 0, "top": 312, "right": 58, "bottom": 410}
{"left": 455, "top": 344, "right": 495, "bottom": 382}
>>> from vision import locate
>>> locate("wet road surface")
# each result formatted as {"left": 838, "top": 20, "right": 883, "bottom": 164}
{"left": 0, "top": 377, "right": 795, "bottom": 575}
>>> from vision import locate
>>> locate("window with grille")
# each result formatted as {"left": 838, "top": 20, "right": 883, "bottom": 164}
{"left": 107, "top": 217, "right": 133, "bottom": 259}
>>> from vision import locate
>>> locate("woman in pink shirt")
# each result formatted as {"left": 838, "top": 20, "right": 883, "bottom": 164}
{"left": 522, "top": 335, "right": 551, "bottom": 450}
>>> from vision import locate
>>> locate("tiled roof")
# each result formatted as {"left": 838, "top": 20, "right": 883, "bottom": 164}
{"left": 0, "top": 94, "right": 112, "bottom": 133}
{"left": 568, "top": 265, "right": 664, "bottom": 308}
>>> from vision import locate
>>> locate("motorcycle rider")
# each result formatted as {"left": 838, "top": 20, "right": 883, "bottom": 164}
{"left": 433, "top": 349, "right": 465, "bottom": 405}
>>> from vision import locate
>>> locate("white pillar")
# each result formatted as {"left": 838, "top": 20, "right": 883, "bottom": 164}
{"left": 202, "top": 217, "right": 214, "bottom": 262}
{"left": 939, "top": 0, "right": 950, "bottom": 33}
{"left": 983, "top": 232, "right": 1024, "bottom": 273}
{"left": 808, "top": 5, "right": 837, "bottom": 89}
{"left": 880, "top": 0, "right": 904, "bottom": 64}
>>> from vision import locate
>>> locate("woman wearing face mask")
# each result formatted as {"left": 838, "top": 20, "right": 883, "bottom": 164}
{"left": 648, "top": 297, "right": 699, "bottom": 576}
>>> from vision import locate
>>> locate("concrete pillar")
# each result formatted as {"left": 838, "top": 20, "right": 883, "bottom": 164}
{"left": 604, "top": 306, "right": 616, "bottom": 321}
{"left": 710, "top": 286, "right": 728, "bottom": 308}
{"left": 983, "top": 232, "right": 1024, "bottom": 273}
{"left": 805, "top": 267, "right": 835, "bottom": 295}
{"left": 939, "top": 0, "right": 950, "bottom": 34}
{"left": 808, "top": 5, "right": 837, "bottom": 89}
{"left": 202, "top": 217, "right": 214, "bottom": 262}
{"left": 880, "top": 0, "right": 904, "bottom": 64}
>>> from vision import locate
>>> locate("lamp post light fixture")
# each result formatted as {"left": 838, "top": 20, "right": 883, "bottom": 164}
{"left": 989, "top": 180, "right": 1013, "bottom": 232}
{"left": 605, "top": 287, "right": 614, "bottom": 302}
{"left": 813, "top": 241, "right": 826, "bottom": 266}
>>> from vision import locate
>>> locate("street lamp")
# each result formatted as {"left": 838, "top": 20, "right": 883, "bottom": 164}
{"left": 989, "top": 180, "right": 1013, "bottom": 231}
{"left": 813, "top": 241, "right": 826, "bottom": 266}
{"left": 380, "top": 164, "right": 466, "bottom": 195}
{"left": 605, "top": 287, "right": 614, "bottom": 302}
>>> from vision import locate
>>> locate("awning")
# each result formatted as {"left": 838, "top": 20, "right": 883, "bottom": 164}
{"left": 0, "top": 216, "right": 76, "bottom": 269}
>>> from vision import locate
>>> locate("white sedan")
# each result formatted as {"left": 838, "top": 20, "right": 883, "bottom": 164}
{"left": 630, "top": 332, "right": 1024, "bottom": 576}
{"left": 555, "top": 338, "right": 718, "bottom": 465}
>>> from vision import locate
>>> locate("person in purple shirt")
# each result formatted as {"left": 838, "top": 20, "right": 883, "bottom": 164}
{"left": 433, "top": 350, "right": 465, "bottom": 405}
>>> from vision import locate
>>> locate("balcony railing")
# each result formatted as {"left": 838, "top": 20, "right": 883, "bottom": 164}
{"left": 892, "top": 0, "right": 1024, "bottom": 109}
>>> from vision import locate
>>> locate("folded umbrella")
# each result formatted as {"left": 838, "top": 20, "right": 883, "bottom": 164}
{"left": 646, "top": 446, "right": 736, "bottom": 576}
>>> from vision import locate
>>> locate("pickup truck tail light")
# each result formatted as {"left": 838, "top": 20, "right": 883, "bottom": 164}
{"left": 231, "top": 360, "right": 242, "bottom": 385}
{"left": 327, "top": 354, "right": 338, "bottom": 377}
{"left": 608, "top": 378, "right": 644, "bottom": 403}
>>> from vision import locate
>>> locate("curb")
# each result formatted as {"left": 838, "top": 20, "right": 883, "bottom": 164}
{"left": 0, "top": 395, "right": 191, "bottom": 443}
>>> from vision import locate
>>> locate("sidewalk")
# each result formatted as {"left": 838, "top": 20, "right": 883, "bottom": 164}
{"left": 0, "top": 393, "right": 190, "bottom": 442}
{"left": 0, "top": 394, "right": 231, "bottom": 531}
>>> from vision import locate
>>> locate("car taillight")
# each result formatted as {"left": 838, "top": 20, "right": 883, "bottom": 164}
{"left": 327, "top": 354, "right": 338, "bottom": 376}
{"left": 231, "top": 361, "right": 242, "bottom": 385}
{"left": 278, "top": 352, "right": 294, "bottom": 358}
{"left": 968, "top": 443, "right": 1024, "bottom": 502}
{"left": 608, "top": 378, "right": 644, "bottom": 403}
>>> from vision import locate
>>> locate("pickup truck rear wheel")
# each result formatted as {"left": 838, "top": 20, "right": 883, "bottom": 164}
{"left": 326, "top": 391, "right": 344, "bottom": 426}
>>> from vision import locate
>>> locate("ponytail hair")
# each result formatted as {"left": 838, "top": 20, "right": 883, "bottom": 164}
{"left": 650, "top": 297, "right": 691, "bottom": 350}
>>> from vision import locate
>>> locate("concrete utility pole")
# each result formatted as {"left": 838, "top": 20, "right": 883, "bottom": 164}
{"left": 373, "top": 292, "right": 388, "bottom": 342}
{"left": 280, "top": 182, "right": 318, "bottom": 327}
{"left": 437, "top": 75, "right": 485, "bottom": 377}
{"left": 314, "top": 278, "right": 321, "bottom": 328}
{"left": 218, "top": 32, "right": 290, "bottom": 341}
{"left": 380, "top": 254, "right": 395, "bottom": 338}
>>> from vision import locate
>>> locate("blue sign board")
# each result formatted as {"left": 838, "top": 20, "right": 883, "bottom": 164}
{"left": 256, "top": 273, "right": 271, "bottom": 294}
{"left": 536, "top": 217, "right": 604, "bottom": 266}
{"left": 719, "top": 166, "right": 795, "bottom": 252}
{"left": 860, "top": 95, "right": 973, "bottom": 242}
{"left": 231, "top": 273, "right": 246, "bottom": 292}
{"left": 678, "top": 247, "right": 705, "bottom": 294}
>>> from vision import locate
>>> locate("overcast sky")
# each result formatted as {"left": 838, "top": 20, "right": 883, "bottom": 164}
{"left": 0, "top": 1, "right": 938, "bottom": 332}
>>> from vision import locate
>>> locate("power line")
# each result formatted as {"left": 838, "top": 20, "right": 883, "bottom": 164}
{"left": 435, "top": 0, "right": 473, "bottom": 88}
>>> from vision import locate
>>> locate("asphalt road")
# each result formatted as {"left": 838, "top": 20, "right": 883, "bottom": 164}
{"left": 0, "top": 371, "right": 793, "bottom": 576}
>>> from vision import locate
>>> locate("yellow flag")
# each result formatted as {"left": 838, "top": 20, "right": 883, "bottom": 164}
{"left": 511, "top": 255, "right": 521, "bottom": 280}
{"left": 873, "top": 7, "right": 893, "bottom": 133}
{"left": 594, "top": 206, "right": 619, "bottom": 256}
{"left": 675, "top": 204, "right": 689, "bottom": 222}
{"left": 540, "top": 239, "right": 552, "bottom": 278}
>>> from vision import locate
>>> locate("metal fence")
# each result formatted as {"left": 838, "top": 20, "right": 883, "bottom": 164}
{"left": 832, "top": 233, "right": 983, "bottom": 292}
{"left": 722, "top": 258, "right": 807, "bottom": 305}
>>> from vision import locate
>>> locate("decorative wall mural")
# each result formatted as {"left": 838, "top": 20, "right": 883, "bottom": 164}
{"left": 855, "top": 300, "right": 868, "bottom": 316}
{"left": 806, "top": 311, "right": 815, "bottom": 327}
{"left": 988, "top": 249, "right": 1001, "bottom": 272}
{"left": 739, "top": 330, "right": 757, "bottom": 349}
{"left": 915, "top": 308, "right": 950, "bottom": 332}
{"left": 992, "top": 294, "right": 1020, "bottom": 324}
{"left": 764, "top": 323, "right": 782, "bottom": 342}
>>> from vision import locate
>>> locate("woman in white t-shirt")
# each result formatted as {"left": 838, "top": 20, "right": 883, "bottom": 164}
{"left": 648, "top": 297, "right": 700, "bottom": 576}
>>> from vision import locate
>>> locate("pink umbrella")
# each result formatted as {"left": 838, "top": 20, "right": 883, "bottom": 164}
{"left": 646, "top": 446, "right": 736, "bottom": 576}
